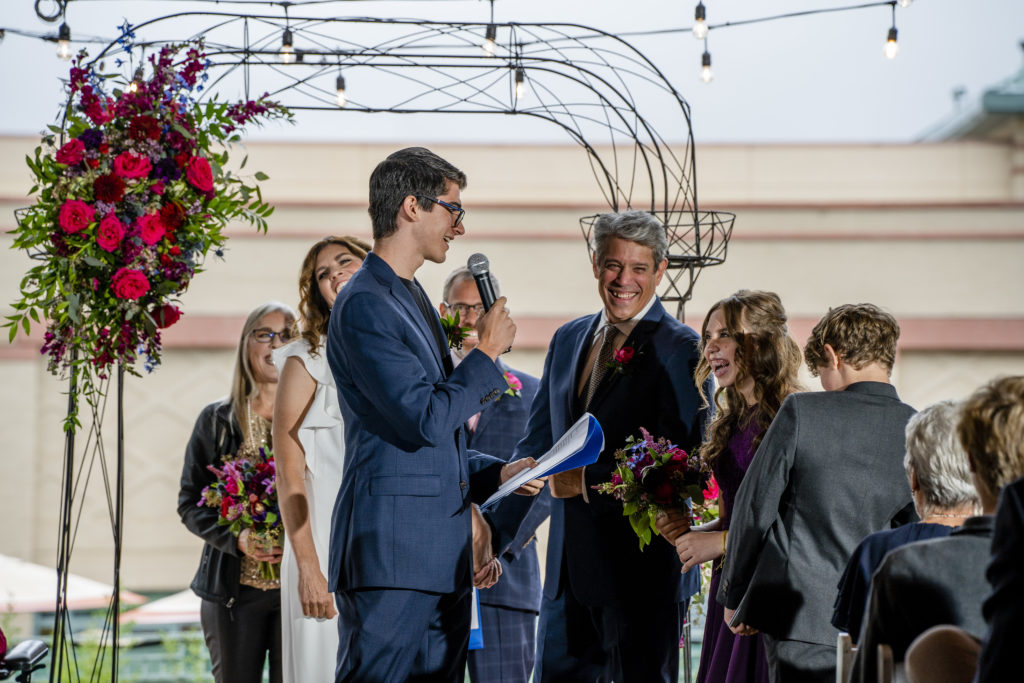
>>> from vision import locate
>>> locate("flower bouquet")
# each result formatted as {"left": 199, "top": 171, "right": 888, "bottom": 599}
{"left": 199, "top": 446, "right": 283, "bottom": 582}
{"left": 441, "top": 310, "right": 471, "bottom": 350}
{"left": 5, "top": 33, "right": 290, "bottom": 430}
{"left": 594, "top": 427, "right": 710, "bottom": 548}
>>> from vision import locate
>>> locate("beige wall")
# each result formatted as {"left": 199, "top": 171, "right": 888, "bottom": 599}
{"left": 1, "top": 135, "right": 1022, "bottom": 591}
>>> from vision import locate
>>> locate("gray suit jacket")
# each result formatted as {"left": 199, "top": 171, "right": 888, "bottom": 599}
{"left": 718, "top": 382, "right": 917, "bottom": 645}
{"left": 852, "top": 515, "right": 994, "bottom": 683}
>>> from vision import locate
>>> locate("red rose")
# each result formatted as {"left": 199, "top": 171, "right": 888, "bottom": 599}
{"left": 174, "top": 153, "right": 189, "bottom": 168}
{"left": 56, "top": 139, "right": 85, "bottom": 165}
{"left": 151, "top": 179, "right": 166, "bottom": 195}
{"left": 113, "top": 151, "right": 152, "bottom": 179}
{"left": 138, "top": 213, "right": 165, "bottom": 245}
{"left": 87, "top": 158, "right": 100, "bottom": 169}
{"left": 614, "top": 346, "right": 635, "bottom": 364}
{"left": 96, "top": 215, "right": 126, "bottom": 252}
{"left": 111, "top": 267, "right": 150, "bottom": 300}
{"left": 99, "top": 142, "right": 110, "bottom": 155}
{"left": 153, "top": 304, "right": 182, "bottom": 328}
{"left": 58, "top": 199, "right": 95, "bottom": 234}
{"left": 93, "top": 173, "right": 126, "bottom": 203}
{"left": 169, "top": 245, "right": 181, "bottom": 256}
{"left": 160, "top": 200, "right": 187, "bottom": 230}
{"left": 185, "top": 156, "right": 214, "bottom": 193}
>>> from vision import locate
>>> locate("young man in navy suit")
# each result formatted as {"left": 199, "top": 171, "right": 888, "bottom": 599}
{"left": 516, "top": 210, "right": 710, "bottom": 682}
{"left": 326, "top": 147, "right": 541, "bottom": 682}
{"left": 439, "top": 266, "right": 548, "bottom": 683}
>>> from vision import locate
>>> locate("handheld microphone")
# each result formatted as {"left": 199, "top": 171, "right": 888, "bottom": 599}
{"left": 467, "top": 253, "right": 498, "bottom": 312}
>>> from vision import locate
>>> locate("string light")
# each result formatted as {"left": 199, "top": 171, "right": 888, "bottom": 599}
{"left": 57, "top": 22, "right": 72, "bottom": 60}
{"left": 701, "top": 48, "right": 713, "bottom": 83}
{"left": 128, "top": 65, "right": 143, "bottom": 93}
{"left": 335, "top": 72, "right": 347, "bottom": 107}
{"left": 885, "top": 4, "right": 898, "bottom": 59}
{"left": 281, "top": 28, "right": 296, "bottom": 64}
{"left": 899, "top": 0, "right": 912, "bottom": 7}
{"left": 692, "top": 2, "right": 708, "bottom": 40}
{"left": 515, "top": 66, "right": 526, "bottom": 100}
{"left": 483, "top": 23, "right": 497, "bottom": 57}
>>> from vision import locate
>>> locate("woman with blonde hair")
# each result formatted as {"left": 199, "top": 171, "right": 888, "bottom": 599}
{"left": 671, "top": 290, "right": 802, "bottom": 683}
{"left": 178, "top": 300, "right": 296, "bottom": 683}
{"left": 272, "top": 235, "right": 369, "bottom": 682}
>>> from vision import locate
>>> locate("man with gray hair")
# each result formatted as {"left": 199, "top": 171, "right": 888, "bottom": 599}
{"left": 512, "top": 210, "right": 710, "bottom": 681}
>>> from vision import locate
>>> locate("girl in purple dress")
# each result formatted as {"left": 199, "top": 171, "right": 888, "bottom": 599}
{"left": 679, "top": 290, "right": 803, "bottom": 683}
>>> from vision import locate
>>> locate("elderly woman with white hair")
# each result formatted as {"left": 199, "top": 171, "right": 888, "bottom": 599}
{"left": 831, "top": 399, "right": 980, "bottom": 644}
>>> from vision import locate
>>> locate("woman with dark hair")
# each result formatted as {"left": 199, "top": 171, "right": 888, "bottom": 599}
{"left": 673, "top": 290, "right": 803, "bottom": 683}
{"left": 178, "top": 301, "right": 296, "bottom": 683}
{"left": 271, "top": 235, "right": 369, "bottom": 682}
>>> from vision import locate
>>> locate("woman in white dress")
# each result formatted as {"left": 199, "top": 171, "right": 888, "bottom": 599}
{"left": 272, "top": 235, "right": 369, "bottom": 682}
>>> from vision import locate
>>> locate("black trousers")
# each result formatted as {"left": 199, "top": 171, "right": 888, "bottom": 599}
{"left": 200, "top": 586, "right": 282, "bottom": 683}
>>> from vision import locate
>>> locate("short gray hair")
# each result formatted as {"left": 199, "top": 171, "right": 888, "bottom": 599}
{"left": 591, "top": 210, "right": 669, "bottom": 264}
{"left": 904, "top": 400, "right": 980, "bottom": 515}
{"left": 442, "top": 266, "right": 500, "bottom": 303}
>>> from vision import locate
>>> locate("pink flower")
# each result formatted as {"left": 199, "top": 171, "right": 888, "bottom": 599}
{"left": 185, "top": 156, "right": 214, "bottom": 193}
{"left": 138, "top": 213, "right": 165, "bottom": 245}
{"left": 703, "top": 475, "right": 720, "bottom": 501}
{"left": 111, "top": 267, "right": 150, "bottom": 300}
{"left": 504, "top": 371, "right": 522, "bottom": 392}
{"left": 113, "top": 151, "right": 152, "bottom": 179}
{"left": 96, "top": 214, "right": 126, "bottom": 252}
{"left": 151, "top": 179, "right": 166, "bottom": 195}
{"left": 614, "top": 346, "right": 635, "bottom": 364}
{"left": 58, "top": 199, "right": 95, "bottom": 234}
{"left": 56, "top": 139, "right": 85, "bottom": 165}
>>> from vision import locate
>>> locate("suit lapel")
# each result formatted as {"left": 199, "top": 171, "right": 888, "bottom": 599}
{"left": 567, "top": 314, "right": 602, "bottom": 420}
{"left": 367, "top": 254, "right": 446, "bottom": 377}
{"left": 587, "top": 300, "right": 664, "bottom": 411}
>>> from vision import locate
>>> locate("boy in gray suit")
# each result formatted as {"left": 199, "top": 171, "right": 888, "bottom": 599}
{"left": 719, "top": 304, "right": 918, "bottom": 683}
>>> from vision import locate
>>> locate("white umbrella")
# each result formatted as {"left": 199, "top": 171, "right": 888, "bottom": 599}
{"left": 118, "top": 589, "right": 200, "bottom": 626}
{"left": 0, "top": 554, "right": 145, "bottom": 614}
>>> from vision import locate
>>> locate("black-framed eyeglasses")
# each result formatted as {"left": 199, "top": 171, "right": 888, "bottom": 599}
{"left": 445, "top": 302, "right": 485, "bottom": 317}
{"left": 250, "top": 328, "right": 294, "bottom": 344}
{"left": 416, "top": 195, "right": 466, "bottom": 227}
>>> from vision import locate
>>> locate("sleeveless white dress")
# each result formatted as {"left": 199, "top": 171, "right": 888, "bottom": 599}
{"left": 272, "top": 342, "right": 345, "bottom": 683}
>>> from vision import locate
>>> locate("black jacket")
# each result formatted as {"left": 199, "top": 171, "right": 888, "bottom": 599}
{"left": 177, "top": 399, "right": 249, "bottom": 606}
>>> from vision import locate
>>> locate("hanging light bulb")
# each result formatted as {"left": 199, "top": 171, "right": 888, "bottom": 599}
{"left": 885, "top": 27, "right": 899, "bottom": 59}
{"left": 335, "top": 73, "right": 347, "bottom": 108}
{"left": 515, "top": 66, "right": 526, "bottom": 100}
{"left": 128, "top": 66, "right": 144, "bottom": 93}
{"left": 701, "top": 50, "right": 713, "bottom": 83}
{"left": 483, "top": 24, "right": 497, "bottom": 57}
{"left": 281, "top": 28, "right": 296, "bottom": 64}
{"left": 899, "top": 0, "right": 912, "bottom": 7}
{"left": 692, "top": 2, "right": 708, "bottom": 40}
{"left": 57, "top": 22, "right": 72, "bottom": 61}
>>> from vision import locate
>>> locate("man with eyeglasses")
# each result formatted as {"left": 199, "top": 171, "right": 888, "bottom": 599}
{"left": 326, "top": 147, "right": 544, "bottom": 682}
{"left": 440, "top": 267, "right": 547, "bottom": 683}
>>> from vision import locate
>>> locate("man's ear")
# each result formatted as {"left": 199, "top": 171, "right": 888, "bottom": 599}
{"left": 398, "top": 194, "right": 420, "bottom": 223}
{"left": 591, "top": 251, "right": 601, "bottom": 279}
{"left": 823, "top": 343, "right": 841, "bottom": 370}
{"left": 909, "top": 466, "right": 920, "bottom": 493}
{"left": 439, "top": 302, "right": 449, "bottom": 317}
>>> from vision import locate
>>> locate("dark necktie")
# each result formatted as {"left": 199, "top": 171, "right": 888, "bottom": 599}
{"left": 584, "top": 324, "right": 618, "bottom": 409}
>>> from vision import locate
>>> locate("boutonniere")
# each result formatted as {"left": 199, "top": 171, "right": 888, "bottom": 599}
{"left": 440, "top": 311, "right": 471, "bottom": 351}
{"left": 606, "top": 346, "right": 637, "bottom": 375}
{"left": 503, "top": 370, "right": 523, "bottom": 398}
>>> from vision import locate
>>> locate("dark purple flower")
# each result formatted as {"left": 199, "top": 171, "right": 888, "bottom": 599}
{"left": 153, "top": 156, "right": 182, "bottom": 181}
{"left": 78, "top": 128, "right": 104, "bottom": 150}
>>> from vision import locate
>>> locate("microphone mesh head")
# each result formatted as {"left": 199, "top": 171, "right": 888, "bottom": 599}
{"left": 467, "top": 253, "right": 490, "bottom": 275}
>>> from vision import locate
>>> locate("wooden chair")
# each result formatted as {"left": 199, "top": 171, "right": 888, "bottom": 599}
{"left": 836, "top": 632, "right": 857, "bottom": 683}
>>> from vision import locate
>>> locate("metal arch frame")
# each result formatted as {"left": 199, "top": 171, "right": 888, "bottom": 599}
{"left": 84, "top": 11, "right": 733, "bottom": 315}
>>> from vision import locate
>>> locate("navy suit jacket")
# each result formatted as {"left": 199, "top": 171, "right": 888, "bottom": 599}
{"left": 514, "top": 298, "right": 709, "bottom": 608}
{"left": 326, "top": 252, "right": 506, "bottom": 594}
{"left": 468, "top": 362, "right": 548, "bottom": 613}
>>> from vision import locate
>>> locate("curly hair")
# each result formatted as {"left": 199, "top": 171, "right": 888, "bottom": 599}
{"left": 803, "top": 303, "right": 899, "bottom": 377}
{"left": 958, "top": 375, "right": 1024, "bottom": 498}
{"left": 694, "top": 290, "right": 803, "bottom": 466}
{"left": 296, "top": 235, "right": 370, "bottom": 355}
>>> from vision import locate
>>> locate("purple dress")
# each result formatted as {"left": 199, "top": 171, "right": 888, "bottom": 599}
{"left": 696, "top": 413, "right": 770, "bottom": 683}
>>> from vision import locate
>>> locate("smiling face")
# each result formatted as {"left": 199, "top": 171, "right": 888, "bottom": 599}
{"left": 592, "top": 236, "right": 667, "bottom": 324}
{"left": 703, "top": 307, "right": 756, "bottom": 405}
{"left": 314, "top": 243, "right": 363, "bottom": 308}
{"left": 416, "top": 181, "right": 465, "bottom": 265}
{"left": 247, "top": 310, "right": 291, "bottom": 384}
